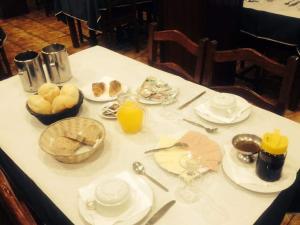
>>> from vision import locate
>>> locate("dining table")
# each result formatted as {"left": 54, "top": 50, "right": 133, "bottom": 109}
{"left": 241, "top": 0, "right": 300, "bottom": 53}
{"left": 0, "top": 46, "right": 300, "bottom": 225}
{"left": 54, "top": 0, "right": 153, "bottom": 48}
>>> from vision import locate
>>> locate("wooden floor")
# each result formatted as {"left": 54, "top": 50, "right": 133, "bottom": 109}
{"left": 0, "top": 9, "right": 299, "bottom": 225}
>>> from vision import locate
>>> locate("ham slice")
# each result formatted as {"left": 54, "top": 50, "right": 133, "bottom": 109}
{"left": 179, "top": 131, "right": 222, "bottom": 171}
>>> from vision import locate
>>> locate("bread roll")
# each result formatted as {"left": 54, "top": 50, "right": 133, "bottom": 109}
{"left": 52, "top": 95, "right": 77, "bottom": 113}
{"left": 28, "top": 95, "right": 52, "bottom": 114}
{"left": 60, "top": 83, "right": 79, "bottom": 102}
{"left": 38, "top": 83, "right": 60, "bottom": 103}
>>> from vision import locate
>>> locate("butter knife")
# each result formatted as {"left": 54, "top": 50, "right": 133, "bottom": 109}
{"left": 177, "top": 91, "right": 206, "bottom": 110}
{"left": 145, "top": 200, "right": 176, "bottom": 225}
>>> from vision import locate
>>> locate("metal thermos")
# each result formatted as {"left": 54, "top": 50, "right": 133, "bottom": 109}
{"left": 42, "top": 43, "right": 72, "bottom": 84}
{"left": 14, "top": 51, "right": 46, "bottom": 92}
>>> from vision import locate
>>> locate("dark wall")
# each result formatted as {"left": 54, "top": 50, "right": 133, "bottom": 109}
{"left": 0, "top": 0, "right": 29, "bottom": 19}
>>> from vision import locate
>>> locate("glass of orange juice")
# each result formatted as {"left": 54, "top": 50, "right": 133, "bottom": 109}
{"left": 117, "top": 94, "right": 144, "bottom": 134}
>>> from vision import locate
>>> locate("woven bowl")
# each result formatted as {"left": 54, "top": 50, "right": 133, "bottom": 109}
{"left": 26, "top": 90, "right": 84, "bottom": 125}
{"left": 39, "top": 117, "right": 105, "bottom": 163}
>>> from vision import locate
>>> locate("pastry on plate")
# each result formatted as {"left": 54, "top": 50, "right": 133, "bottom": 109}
{"left": 109, "top": 80, "right": 122, "bottom": 97}
{"left": 92, "top": 82, "right": 105, "bottom": 97}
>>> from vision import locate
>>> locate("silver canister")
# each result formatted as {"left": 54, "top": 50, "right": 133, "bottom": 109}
{"left": 42, "top": 43, "right": 72, "bottom": 84}
{"left": 14, "top": 51, "right": 46, "bottom": 92}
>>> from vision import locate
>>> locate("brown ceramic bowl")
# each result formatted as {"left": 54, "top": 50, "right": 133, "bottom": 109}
{"left": 26, "top": 90, "right": 84, "bottom": 125}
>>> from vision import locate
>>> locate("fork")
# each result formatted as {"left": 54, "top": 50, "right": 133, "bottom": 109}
{"left": 289, "top": 0, "right": 300, "bottom": 6}
{"left": 285, "top": 0, "right": 297, "bottom": 5}
{"left": 144, "top": 142, "right": 188, "bottom": 154}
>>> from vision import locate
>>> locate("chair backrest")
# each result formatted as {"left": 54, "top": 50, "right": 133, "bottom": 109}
{"left": 0, "top": 169, "right": 37, "bottom": 225}
{"left": 148, "top": 22, "right": 207, "bottom": 83}
{"left": 101, "top": 0, "right": 137, "bottom": 24}
{"left": 203, "top": 40, "right": 299, "bottom": 115}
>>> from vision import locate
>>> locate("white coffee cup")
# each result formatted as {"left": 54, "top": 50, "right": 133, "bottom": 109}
{"left": 210, "top": 93, "right": 237, "bottom": 117}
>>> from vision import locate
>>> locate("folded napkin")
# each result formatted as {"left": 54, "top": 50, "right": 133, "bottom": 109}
{"left": 195, "top": 100, "right": 251, "bottom": 123}
{"left": 78, "top": 171, "right": 152, "bottom": 225}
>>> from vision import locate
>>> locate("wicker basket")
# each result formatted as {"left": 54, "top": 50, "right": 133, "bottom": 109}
{"left": 39, "top": 117, "right": 105, "bottom": 163}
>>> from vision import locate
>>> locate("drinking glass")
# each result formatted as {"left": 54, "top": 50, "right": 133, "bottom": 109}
{"left": 117, "top": 93, "right": 144, "bottom": 134}
{"left": 175, "top": 151, "right": 203, "bottom": 203}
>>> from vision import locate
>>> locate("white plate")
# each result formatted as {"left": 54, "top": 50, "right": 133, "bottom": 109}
{"left": 195, "top": 94, "right": 251, "bottom": 124}
{"left": 138, "top": 88, "right": 179, "bottom": 105}
{"left": 99, "top": 102, "right": 119, "bottom": 119}
{"left": 81, "top": 76, "right": 128, "bottom": 102}
{"left": 78, "top": 172, "right": 153, "bottom": 225}
{"left": 153, "top": 137, "right": 209, "bottom": 175}
{"left": 222, "top": 145, "right": 297, "bottom": 193}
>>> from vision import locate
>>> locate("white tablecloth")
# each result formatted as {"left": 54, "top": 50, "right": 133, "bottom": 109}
{"left": 244, "top": 0, "right": 300, "bottom": 19}
{"left": 0, "top": 46, "right": 300, "bottom": 225}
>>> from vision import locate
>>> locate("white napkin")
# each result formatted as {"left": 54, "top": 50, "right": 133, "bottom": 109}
{"left": 195, "top": 100, "right": 251, "bottom": 123}
{"left": 78, "top": 171, "right": 152, "bottom": 225}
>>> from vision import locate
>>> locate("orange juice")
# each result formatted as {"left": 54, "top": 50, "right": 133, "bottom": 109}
{"left": 117, "top": 100, "right": 144, "bottom": 133}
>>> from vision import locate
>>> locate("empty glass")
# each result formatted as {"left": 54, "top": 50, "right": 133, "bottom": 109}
{"left": 175, "top": 152, "right": 203, "bottom": 203}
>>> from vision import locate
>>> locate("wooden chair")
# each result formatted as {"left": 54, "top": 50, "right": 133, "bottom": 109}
{"left": 202, "top": 40, "right": 299, "bottom": 115}
{"left": 0, "top": 168, "right": 37, "bottom": 225}
{"left": 148, "top": 22, "right": 207, "bottom": 83}
{"left": 0, "top": 28, "right": 12, "bottom": 81}
{"left": 99, "top": 0, "right": 140, "bottom": 52}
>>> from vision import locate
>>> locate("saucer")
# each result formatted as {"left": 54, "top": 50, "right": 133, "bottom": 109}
{"left": 81, "top": 76, "right": 128, "bottom": 102}
{"left": 222, "top": 145, "right": 297, "bottom": 193}
{"left": 78, "top": 171, "right": 153, "bottom": 225}
{"left": 195, "top": 94, "right": 251, "bottom": 124}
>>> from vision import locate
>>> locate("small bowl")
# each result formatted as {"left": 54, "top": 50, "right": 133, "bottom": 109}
{"left": 39, "top": 117, "right": 105, "bottom": 163}
{"left": 232, "top": 134, "right": 262, "bottom": 163}
{"left": 26, "top": 90, "right": 84, "bottom": 125}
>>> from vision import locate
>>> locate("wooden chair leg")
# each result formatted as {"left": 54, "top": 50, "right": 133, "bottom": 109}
{"left": 44, "top": 0, "right": 52, "bottom": 17}
{"left": 0, "top": 47, "right": 12, "bottom": 78}
{"left": 289, "top": 69, "right": 300, "bottom": 110}
{"left": 133, "top": 22, "right": 140, "bottom": 52}
{"left": 66, "top": 16, "right": 80, "bottom": 48}
{"left": 88, "top": 30, "right": 97, "bottom": 46}
{"left": 76, "top": 20, "right": 84, "bottom": 44}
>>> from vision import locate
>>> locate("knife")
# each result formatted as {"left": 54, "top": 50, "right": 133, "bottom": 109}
{"left": 177, "top": 91, "right": 206, "bottom": 110}
{"left": 145, "top": 200, "right": 176, "bottom": 225}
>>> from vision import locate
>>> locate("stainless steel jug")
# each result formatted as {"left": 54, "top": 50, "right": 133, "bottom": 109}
{"left": 14, "top": 51, "right": 46, "bottom": 92}
{"left": 42, "top": 43, "right": 72, "bottom": 83}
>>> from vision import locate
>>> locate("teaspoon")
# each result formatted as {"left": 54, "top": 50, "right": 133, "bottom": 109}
{"left": 183, "top": 118, "right": 218, "bottom": 133}
{"left": 132, "top": 161, "right": 169, "bottom": 192}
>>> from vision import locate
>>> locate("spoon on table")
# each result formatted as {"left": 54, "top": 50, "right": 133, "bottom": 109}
{"left": 132, "top": 161, "right": 169, "bottom": 192}
{"left": 144, "top": 142, "right": 188, "bottom": 154}
{"left": 183, "top": 118, "right": 218, "bottom": 133}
